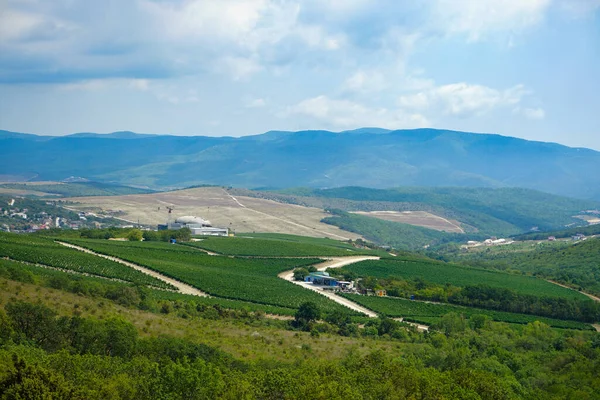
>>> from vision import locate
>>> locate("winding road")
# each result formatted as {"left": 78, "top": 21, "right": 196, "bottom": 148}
{"left": 57, "top": 241, "right": 209, "bottom": 297}
{"left": 279, "top": 256, "right": 381, "bottom": 317}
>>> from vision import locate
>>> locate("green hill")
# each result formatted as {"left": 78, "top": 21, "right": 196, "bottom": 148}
{"left": 3, "top": 128, "right": 600, "bottom": 200}
{"left": 241, "top": 186, "right": 600, "bottom": 237}
{"left": 453, "top": 238, "right": 600, "bottom": 297}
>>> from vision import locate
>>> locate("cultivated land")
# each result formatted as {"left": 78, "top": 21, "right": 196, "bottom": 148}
{"left": 342, "top": 294, "right": 593, "bottom": 330}
{"left": 184, "top": 236, "right": 377, "bottom": 257}
{"left": 351, "top": 210, "right": 464, "bottom": 233}
{"left": 344, "top": 258, "right": 587, "bottom": 300}
{"left": 65, "top": 187, "right": 361, "bottom": 240}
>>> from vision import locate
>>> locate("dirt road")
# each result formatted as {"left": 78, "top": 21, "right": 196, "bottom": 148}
{"left": 57, "top": 241, "right": 209, "bottom": 297}
{"left": 225, "top": 190, "right": 355, "bottom": 240}
{"left": 279, "top": 256, "right": 380, "bottom": 317}
{"left": 547, "top": 280, "right": 600, "bottom": 302}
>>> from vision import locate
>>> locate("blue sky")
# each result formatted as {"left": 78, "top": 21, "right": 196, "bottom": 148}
{"left": 1, "top": 0, "right": 599, "bottom": 149}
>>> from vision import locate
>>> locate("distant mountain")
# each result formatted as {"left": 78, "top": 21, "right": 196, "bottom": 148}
{"left": 2, "top": 128, "right": 600, "bottom": 200}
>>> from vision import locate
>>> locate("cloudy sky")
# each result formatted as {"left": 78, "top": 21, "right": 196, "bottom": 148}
{"left": 1, "top": 0, "right": 599, "bottom": 149}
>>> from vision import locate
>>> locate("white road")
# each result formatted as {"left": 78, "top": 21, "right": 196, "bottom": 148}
{"left": 57, "top": 241, "right": 209, "bottom": 297}
{"left": 279, "top": 256, "right": 380, "bottom": 317}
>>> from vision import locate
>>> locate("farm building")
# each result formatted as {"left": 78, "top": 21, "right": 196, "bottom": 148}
{"left": 305, "top": 272, "right": 338, "bottom": 287}
{"left": 159, "top": 215, "right": 229, "bottom": 236}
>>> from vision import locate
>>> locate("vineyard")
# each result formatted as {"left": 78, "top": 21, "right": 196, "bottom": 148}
{"left": 65, "top": 239, "right": 355, "bottom": 313}
{"left": 0, "top": 233, "right": 171, "bottom": 289}
{"left": 344, "top": 258, "right": 586, "bottom": 300}
{"left": 184, "top": 236, "right": 370, "bottom": 257}
{"left": 0, "top": 257, "right": 296, "bottom": 316}
{"left": 341, "top": 294, "right": 594, "bottom": 330}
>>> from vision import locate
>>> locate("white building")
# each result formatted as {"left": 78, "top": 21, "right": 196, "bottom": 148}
{"left": 163, "top": 216, "right": 229, "bottom": 236}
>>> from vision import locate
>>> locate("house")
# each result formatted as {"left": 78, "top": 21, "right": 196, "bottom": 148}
{"left": 548, "top": 236, "right": 556, "bottom": 241}
{"left": 337, "top": 281, "right": 353, "bottom": 290}
{"left": 572, "top": 234, "right": 585, "bottom": 241}
{"left": 304, "top": 272, "right": 338, "bottom": 287}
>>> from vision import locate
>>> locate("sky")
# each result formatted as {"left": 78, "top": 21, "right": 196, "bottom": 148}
{"left": 0, "top": 0, "right": 599, "bottom": 150}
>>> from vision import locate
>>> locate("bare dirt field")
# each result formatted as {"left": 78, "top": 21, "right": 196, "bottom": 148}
{"left": 65, "top": 187, "right": 362, "bottom": 240}
{"left": 351, "top": 210, "right": 464, "bottom": 233}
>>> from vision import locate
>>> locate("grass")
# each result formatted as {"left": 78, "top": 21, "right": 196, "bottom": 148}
{"left": 341, "top": 294, "right": 594, "bottom": 330}
{"left": 344, "top": 258, "right": 587, "bottom": 300}
{"left": 0, "top": 278, "right": 401, "bottom": 363}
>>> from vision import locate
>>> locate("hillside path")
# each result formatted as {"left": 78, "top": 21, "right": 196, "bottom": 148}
{"left": 224, "top": 189, "right": 353, "bottom": 240}
{"left": 279, "top": 256, "right": 380, "bottom": 317}
{"left": 546, "top": 280, "right": 600, "bottom": 302}
{"left": 57, "top": 241, "right": 209, "bottom": 297}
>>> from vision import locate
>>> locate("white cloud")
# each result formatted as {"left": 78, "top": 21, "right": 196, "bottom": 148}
{"left": 286, "top": 95, "right": 429, "bottom": 129}
{"left": 245, "top": 98, "right": 267, "bottom": 108}
{"left": 219, "top": 56, "right": 263, "bottom": 80}
{"left": 515, "top": 107, "right": 546, "bottom": 120}
{"left": 432, "top": 0, "right": 551, "bottom": 41}
{"left": 343, "top": 70, "right": 386, "bottom": 93}
{"left": 398, "top": 82, "right": 529, "bottom": 117}
{"left": 129, "top": 79, "right": 150, "bottom": 91}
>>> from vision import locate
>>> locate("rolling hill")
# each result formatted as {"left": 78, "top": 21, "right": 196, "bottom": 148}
{"left": 235, "top": 186, "right": 600, "bottom": 236}
{"left": 2, "top": 128, "right": 600, "bottom": 200}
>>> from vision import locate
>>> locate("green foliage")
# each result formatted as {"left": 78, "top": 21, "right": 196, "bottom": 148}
{"left": 294, "top": 302, "right": 321, "bottom": 331}
{"left": 0, "top": 257, "right": 297, "bottom": 316}
{"left": 454, "top": 237, "right": 600, "bottom": 296}
{"left": 275, "top": 186, "right": 600, "bottom": 235}
{"left": 183, "top": 236, "right": 372, "bottom": 256}
{"left": 293, "top": 268, "right": 309, "bottom": 281}
{"left": 127, "top": 229, "right": 143, "bottom": 241}
{"left": 512, "top": 224, "right": 600, "bottom": 241}
{"left": 322, "top": 209, "right": 469, "bottom": 250}
{"left": 64, "top": 239, "right": 352, "bottom": 313}
{"left": 0, "top": 232, "right": 170, "bottom": 289}
{"left": 340, "top": 294, "right": 594, "bottom": 330}
{"left": 344, "top": 257, "right": 585, "bottom": 299}
{"left": 1, "top": 300, "right": 600, "bottom": 398}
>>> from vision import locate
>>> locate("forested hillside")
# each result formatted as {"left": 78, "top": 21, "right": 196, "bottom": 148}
{"left": 453, "top": 238, "right": 600, "bottom": 296}
{"left": 238, "top": 186, "right": 600, "bottom": 237}
{"left": 3, "top": 128, "right": 600, "bottom": 200}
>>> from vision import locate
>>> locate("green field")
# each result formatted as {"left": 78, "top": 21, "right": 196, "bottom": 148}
{"left": 65, "top": 239, "right": 355, "bottom": 314}
{"left": 344, "top": 258, "right": 586, "bottom": 300}
{"left": 0, "top": 233, "right": 171, "bottom": 289}
{"left": 184, "top": 236, "right": 371, "bottom": 257}
{"left": 0, "top": 257, "right": 297, "bottom": 316}
{"left": 454, "top": 237, "right": 600, "bottom": 297}
{"left": 341, "top": 294, "right": 593, "bottom": 330}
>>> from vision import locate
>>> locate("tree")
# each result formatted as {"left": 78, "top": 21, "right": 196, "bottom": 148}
{"left": 293, "top": 268, "right": 309, "bottom": 281}
{"left": 0, "top": 355, "right": 76, "bottom": 399}
{"left": 5, "top": 301, "right": 64, "bottom": 350}
{"left": 127, "top": 229, "right": 143, "bottom": 241}
{"left": 174, "top": 227, "right": 191, "bottom": 242}
{"left": 295, "top": 302, "right": 320, "bottom": 331}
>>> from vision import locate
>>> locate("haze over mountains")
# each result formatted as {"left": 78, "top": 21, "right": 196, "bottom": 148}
{"left": 2, "top": 128, "right": 600, "bottom": 201}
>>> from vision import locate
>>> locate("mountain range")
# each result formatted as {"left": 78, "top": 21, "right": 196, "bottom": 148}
{"left": 2, "top": 128, "right": 600, "bottom": 200}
